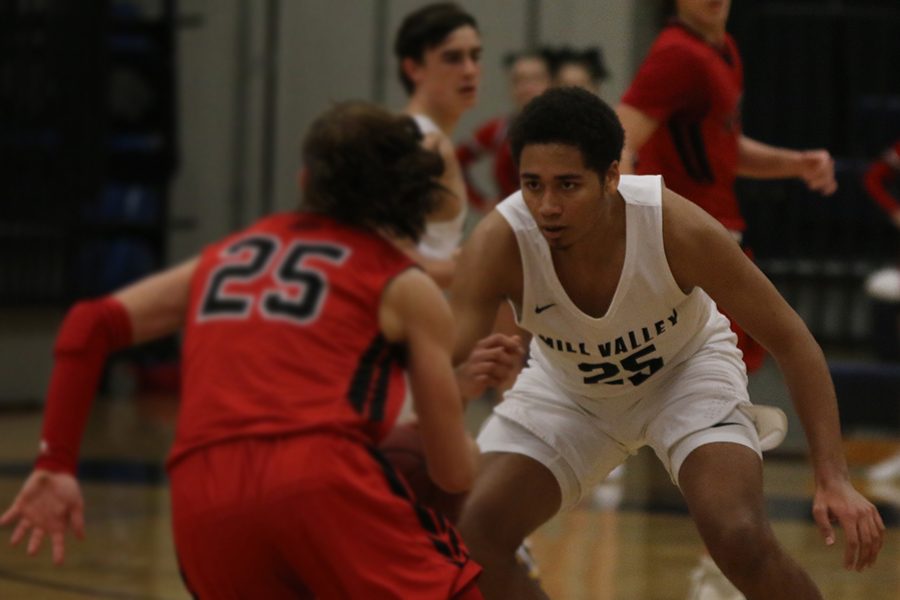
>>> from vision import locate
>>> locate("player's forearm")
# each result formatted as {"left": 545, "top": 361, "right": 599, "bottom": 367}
{"left": 771, "top": 329, "right": 849, "bottom": 483}
{"left": 37, "top": 298, "right": 134, "bottom": 473}
{"left": 737, "top": 135, "right": 805, "bottom": 179}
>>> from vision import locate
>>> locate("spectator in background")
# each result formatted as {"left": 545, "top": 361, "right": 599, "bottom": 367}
{"left": 548, "top": 46, "right": 609, "bottom": 96}
{"left": 457, "top": 49, "right": 552, "bottom": 212}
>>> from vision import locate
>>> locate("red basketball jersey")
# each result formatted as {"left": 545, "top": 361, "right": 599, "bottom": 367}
{"left": 168, "top": 212, "right": 414, "bottom": 468}
{"left": 622, "top": 21, "right": 745, "bottom": 231}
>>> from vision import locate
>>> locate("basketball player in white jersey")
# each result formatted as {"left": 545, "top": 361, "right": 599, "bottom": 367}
{"left": 393, "top": 2, "right": 481, "bottom": 287}
{"left": 450, "top": 87, "right": 884, "bottom": 599}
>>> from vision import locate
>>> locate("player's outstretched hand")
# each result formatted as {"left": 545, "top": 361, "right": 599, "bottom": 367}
{"left": 811, "top": 477, "right": 884, "bottom": 572}
{"left": 0, "top": 469, "right": 85, "bottom": 565}
{"left": 799, "top": 149, "right": 837, "bottom": 196}
{"left": 457, "top": 333, "right": 525, "bottom": 401}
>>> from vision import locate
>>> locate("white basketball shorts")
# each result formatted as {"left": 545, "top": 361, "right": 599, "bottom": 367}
{"left": 477, "top": 339, "right": 760, "bottom": 511}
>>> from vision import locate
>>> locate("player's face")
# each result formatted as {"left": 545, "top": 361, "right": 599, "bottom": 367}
{"left": 677, "top": 0, "right": 731, "bottom": 34}
{"left": 410, "top": 25, "right": 482, "bottom": 113}
{"left": 554, "top": 63, "right": 598, "bottom": 95}
{"left": 509, "top": 57, "right": 550, "bottom": 110}
{"left": 519, "top": 143, "right": 617, "bottom": 250}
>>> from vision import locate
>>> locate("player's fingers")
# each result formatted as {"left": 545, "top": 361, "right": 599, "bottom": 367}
{"left": 26, "top": 527, "right": 45, "bottom": 556}
{"left": 841, "top": 518, "right": 860, "bottom": 570}
{"left": 51, "top": 531, "right": 66, "bottom": 565}
{"left": 811, "top": 173, "right": 837, "bottom": 195}
{"left": 811, "top": 504, "right": 834, "bottom": 546}
{"left": 70, "top": 507, "right": 86, "bottom": 540}
{"left": 10, "top": 518, "right": 31, "bottom": 546}
{"left": 853, "top": 518, "right": 875, "bottom": 571}
{"left": 0, "top": 503, "right": 21, "bottom": 526}
{"left": 469, "top": 346, "right": 520, "bottom": 370}
{"left": 476, "top": 333, "right": 523, "bottom": 353}
{"left": 863, "top": 510, "right": 885, "bottom": 568}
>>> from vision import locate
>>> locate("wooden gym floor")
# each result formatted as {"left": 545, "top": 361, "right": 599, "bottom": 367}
{"left": 0, "top": 392, "right": 898, "bottom": 600}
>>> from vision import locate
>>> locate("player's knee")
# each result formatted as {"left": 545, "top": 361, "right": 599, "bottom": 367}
{"left": 703, "top": 512, "right": 777, "bottom": 576}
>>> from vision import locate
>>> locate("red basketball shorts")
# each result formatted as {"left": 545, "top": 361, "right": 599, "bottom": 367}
{"left": 169, "top": 433, "right": 483, "bottom": 599}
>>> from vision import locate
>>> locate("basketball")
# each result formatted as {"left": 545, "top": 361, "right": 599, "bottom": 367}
{"left": 379, "top": 421, "right": 468, "bottom": 523}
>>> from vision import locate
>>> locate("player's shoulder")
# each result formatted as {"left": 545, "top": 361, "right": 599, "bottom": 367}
{"left": 661, "top": 185, "right": 728, "bottom": 255}
{"left": 469, "top": 205, "right": 517, "bottom": 255}
{"left": 652, "top": 23, "right": 716, "bottom": 62}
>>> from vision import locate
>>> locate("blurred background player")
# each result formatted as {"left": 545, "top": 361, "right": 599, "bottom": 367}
{"left": 393, "top": 2, "right": 482, "bottom": 288}
{"left": 616, "top": 1, "right": 839, "bottom": 596}
{"left": 457, "top": 49, "right": 552, "bottom": 212}
{"left": 1, "top": 102, "right": 485, "bottom": 599}
{"left": 863, "top": 138, "right": 900, "bottom": 484}
{"left": 863, "top": 138, "right": 900, "bottom": 308}
{"left": 548, "top": 46, "right": 609, "bottom": 96}
{"left": 617, "top": 0, "right": 837, "bottom": 376}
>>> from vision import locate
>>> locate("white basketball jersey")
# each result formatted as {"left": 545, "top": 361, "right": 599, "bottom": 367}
{"left": 412, "top": 113, "right": 467, "bottom": 260}
{"left": 496, "top": 174, "right": 741, "bottom": 399}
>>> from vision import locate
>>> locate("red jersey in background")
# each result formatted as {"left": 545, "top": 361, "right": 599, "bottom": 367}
{"left": 622, "top": 20, "right": 745, "bottom": 232}
{"left": 457, "top": 116, "right": 519, "bottom": 209}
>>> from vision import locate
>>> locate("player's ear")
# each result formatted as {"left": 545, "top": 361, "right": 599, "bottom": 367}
{"left": 402, "top": 57, "right": 425, "bottom": 87}
{"left": 604, "top": 160, "right": 620, "bottom": 194}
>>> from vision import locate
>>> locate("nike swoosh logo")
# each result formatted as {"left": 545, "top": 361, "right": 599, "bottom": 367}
{"left": 535, "top": 303, "right": 556, "bottom": 314}
{"left": 710, "top": 421, "right": 743, "bottom": 428}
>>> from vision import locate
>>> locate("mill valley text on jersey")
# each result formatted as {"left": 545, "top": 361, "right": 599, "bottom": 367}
{"left": 536, "top": 308, "right": 679, "bottom": 387}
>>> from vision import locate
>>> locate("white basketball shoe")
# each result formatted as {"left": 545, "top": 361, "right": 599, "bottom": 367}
{"left": 686, "top": 555, "right": 744, "bottom": 600}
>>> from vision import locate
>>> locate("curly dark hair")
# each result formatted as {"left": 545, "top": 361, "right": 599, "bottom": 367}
{"left": 394, "top": 2, "right": 478, "bottom": 95}
{"left": 301, "top": 102, "right": 444, "bottom": 242}
{"left": 508, "top": 87, "right": 624, "bottom": 176}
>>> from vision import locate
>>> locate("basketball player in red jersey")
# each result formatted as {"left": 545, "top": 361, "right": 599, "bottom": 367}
{"left": 0, "top": 102, "right": 513, "bottom": 599}
{"left": 617, "top": 0, "right": 837, "bottom": 374}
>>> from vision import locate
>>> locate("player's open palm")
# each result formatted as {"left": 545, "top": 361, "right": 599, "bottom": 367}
{"left": 811, "top": 477, "right": 884, "bottom": 572}
{"left": 0, "top": 469, "right": 85, "bottom": 565}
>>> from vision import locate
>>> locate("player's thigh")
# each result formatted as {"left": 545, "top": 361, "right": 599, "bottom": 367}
{"left": 458, "top": 449, "right": 561, "bottom": 552}
{"left": 488, "top": 365, "right": 631, "bottom": 511}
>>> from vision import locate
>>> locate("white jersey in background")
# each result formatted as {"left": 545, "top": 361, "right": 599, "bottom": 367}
{"left": 411, "top": 113, "right": 467, "bottom": 260}
{"left": 496, "top": 174, "right": 744, "bottom": 401}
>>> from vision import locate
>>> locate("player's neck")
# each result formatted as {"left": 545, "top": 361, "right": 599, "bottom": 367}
{"left": 675, "top": 15, "right": 727, "bottom": 46}
{"left": 406, "top": 96, "right": 459, "bottom": 136}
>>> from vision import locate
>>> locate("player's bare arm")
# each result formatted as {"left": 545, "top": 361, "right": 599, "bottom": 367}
{"left": 113, "top": 257, "right": 199, "bottom": 342}
{"left": 422, "top": 131, "right": 466, "bottom": 222}
{"left": 387, "top": 236, "right": 457, "bottom": 289}
{"left": 450, "top": 210, "right": 523, "bottom": 364}
{"left": 737, "top": 135, "right": 837, "bottom": 195}
{"left": 615, "top": 103, "right": 660, "bottom": 174}
{"left": 380, "top": 268, "right": 477, "bottom": 493}
{"left": 0, "top": 257, "right": 198, "bottom": 566}
{"left": 661, "top": 188, "right": 884, "bottom": 570}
